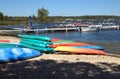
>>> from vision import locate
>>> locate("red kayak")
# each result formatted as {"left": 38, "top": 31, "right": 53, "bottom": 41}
{"left": 0, "top": 40, "right": 10, "bottom": 42}
{"left": 50, "top": 38, "right": 61, "bottom": 42}
{"left": 49, "top": 42, "right": 91, "bottom": 48}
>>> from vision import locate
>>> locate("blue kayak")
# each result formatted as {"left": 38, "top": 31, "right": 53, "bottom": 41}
{"left": 0, "top": 47, "right": 42, "bottom": 63}
{"left": 73, "top": 45, "right": 104, "bottom": 50}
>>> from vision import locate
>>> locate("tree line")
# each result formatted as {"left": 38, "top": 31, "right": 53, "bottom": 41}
{"left": 0, "top": 7, "right": 120, "bottom": 26}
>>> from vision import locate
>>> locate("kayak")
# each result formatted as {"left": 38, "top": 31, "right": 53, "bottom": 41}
{"left": 0, "top": 47, "right": 42, "bottom": 63}
{"left": 73, "top": 45, "right": 104, "bottom": 50}
{"left": 52, "top": 40, "right": 75, "bottom": 44}
{"left": 18, "top": 34, "right": 51, "bottom": 41}
{"left": 22, "top": 38, "right": 52, "bottom": 45}
{"left": 19, "top": 42, "right": 53, "bottom": 52}
{"left": 20, "top": 40, "right": 48, "bottom": 48}
{"left": 50, "top": 38, "right": 61, "bottom": 42}
{"left": 0, "top": 40, "right": 10, "bottom": 42}
{"left": 49, "top": 42, "right": 91, "bottom": 48}
{"left": 0, "top": 42, "right": 21, "bottom": 48}
{"left": 54, "top": 46, "right": 107, "bottom": 55}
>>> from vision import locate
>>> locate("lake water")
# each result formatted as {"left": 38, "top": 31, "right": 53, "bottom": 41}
{"left": 38, "top": 30, "right": 120, "bottom": 55}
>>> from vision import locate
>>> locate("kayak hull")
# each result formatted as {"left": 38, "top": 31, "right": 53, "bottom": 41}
{"left": 54, "top": 46, "right": 107, "bottom": 55}
{"left": 73, "top": 46, "right": 104, "bottom": 50}
{"left": 0, "top": 40, "right": 10, "bottom": 42}
{"left": 50, "top": 42, "right": 91, "bottom": 48}
{"left": 0, "top": 48, "right": 42, "bottom": 63}
{"left": 18, "top": 34, "right": 51, "bottom": 41}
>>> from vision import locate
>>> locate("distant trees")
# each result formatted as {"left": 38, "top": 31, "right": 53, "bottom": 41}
{"left": 0, "top": 12, "right": 4, "bottom": 21}
{"left": 37, "top": 7, "right": 49, "bottom": 22}
{"left": 1, "top": 9, "right": 120, "bottom": 26}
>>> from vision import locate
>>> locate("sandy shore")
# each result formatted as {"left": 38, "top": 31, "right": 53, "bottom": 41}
{"left": 0, "top": 35, "right": 120, "bottom": 79}
{"left": 0, "top": 35, "right": 20, "bottom": 43}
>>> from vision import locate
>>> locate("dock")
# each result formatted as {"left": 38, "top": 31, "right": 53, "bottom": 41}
{"left": 0, "top": 30, "right": 22, "bottom": 35}
{"left": 22, "top": 26, "right": 120, "bottom": 34}
{"left": 0, "top": 26, "right": 119, "bottom": 35}
{"left": 31, "top": 26, "right": 120, "bottom": 33}
{"left": 33, "top": 27, "right": 80, "bottom": 33}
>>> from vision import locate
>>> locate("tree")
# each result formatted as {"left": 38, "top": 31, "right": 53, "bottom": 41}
{"left": 0, "top": 12, "right": 4, "bottom": 21}
{"left": 37, "top": 7, "right": 49, "bottom": 22}
{"left": 32, "top": 14, "right": 37, "bottom": 22}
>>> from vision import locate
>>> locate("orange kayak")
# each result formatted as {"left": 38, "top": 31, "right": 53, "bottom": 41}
{"left": 54, "top": 46, "right": 107, "bottom": 55}
{"left": 49, "top": 42, "right": 91, "bottom": 48}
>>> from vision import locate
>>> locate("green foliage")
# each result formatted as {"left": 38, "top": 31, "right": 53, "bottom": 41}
{"left": 48, "top": 15, "right": 120, "bottom": 22}
{"left": 37, "top": 7, "right": 49, "bottom": 22}
{"left": 0, "top": 16, "right": 29, "bottom": 25}
{"left": 1, "top": 10, "right": 120, "bottom": 26}
{"left": 0, "top": 12, "right": 4, "bottom": 21}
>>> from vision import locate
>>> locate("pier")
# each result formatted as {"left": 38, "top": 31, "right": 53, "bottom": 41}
{"left": 0, "top": 26, "right": 119, "bottom": 35}
{"left": 0, "top": 27, "right": 80, "bottom": 35}
{"left": 28, "top": 26, "right": 120, "bottom": 33}
{"left": 33, "top": 27, "right": 80, "bottom": 33}
{"left": 21, "top": 27, "right": 81, "bottom": 34}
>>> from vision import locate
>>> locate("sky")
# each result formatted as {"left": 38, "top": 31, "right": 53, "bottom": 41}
{"left": 0, "top": 0, "right": 120, "bottom": 16}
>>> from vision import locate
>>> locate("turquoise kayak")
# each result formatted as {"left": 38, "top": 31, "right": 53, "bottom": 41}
{"left": 18, "top": 34, "right": 51, "bottom": 41}
{"left": 0, "top": 47, "right": 42, "bottom": 63}
{"left": 19, "top": 42, "right": 53, "bottom": 52}
{"left": 73, "top": 45, "right": 104, "bottom": 50}
{"left": 20, "top": 40, "right": 48, "bottom": 48}
{"left": 22, "top": 38, "right": 52, "bottom": 45}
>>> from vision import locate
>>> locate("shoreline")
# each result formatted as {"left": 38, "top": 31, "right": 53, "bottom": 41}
{"left": 0, "top": 35, "right": 120, "bottom": 56}
{"left": 0, "top": 35, "right": 120, "bottom": 58}
{"left": 1, "top": 35, "right": 120, "bottom": 54}
{"left": 0, "top": 35, "right": 20, "bottom": 43}
{"left": 0, "top": 35, "right": 120, "bottom": 79}
{"left": 0, "top": 35, "right": 120, "bottom": 57}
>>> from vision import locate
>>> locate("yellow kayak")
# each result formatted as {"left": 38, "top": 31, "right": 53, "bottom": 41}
{"left": 54, "top": 46, "right": 107, "bottom": 55}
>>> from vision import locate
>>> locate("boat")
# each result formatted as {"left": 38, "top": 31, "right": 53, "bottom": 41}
{"left": 19, "top": 42, "right": 53, "bottom": 52}
{"left": 0, "top": 42, "right": 21, "bottom": 48}
{"left": 20, "top": 40, "right": 48, "bottom": 48}
{"left": 73, "top": 45, "right": 104, "bottom": 50}
{"left": 50, "top": 38, "right": 61, "bottom": 42}
{"left": 18, "top": 34, "right": 53, "bottom": 53}
{"left": 52, "top": 40, "right": 75, "bottom": 44}
{"left": 18, "top": 34, "right": 51, "bottom": 41}
{"left": 22, "top": 38, "right": 52, "bottom": 45}
{"left": 0, "top": 47, "right": 42, "bottom": 63}
{"left": 49, "top": 42, "right": 91, "bottom": 48}
{"left": 81, "top": 25, "right": 100, "bottom": 32}
{"left": 0, "top": 40, "right": 10, "bottom": 42}
{"left": 54, "top": 46, "right": 107, "bottom": 55}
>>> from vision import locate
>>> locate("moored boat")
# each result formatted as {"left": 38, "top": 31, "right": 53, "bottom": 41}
{"left": 81, "top": 25, "right": 101, "bottom": 32}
